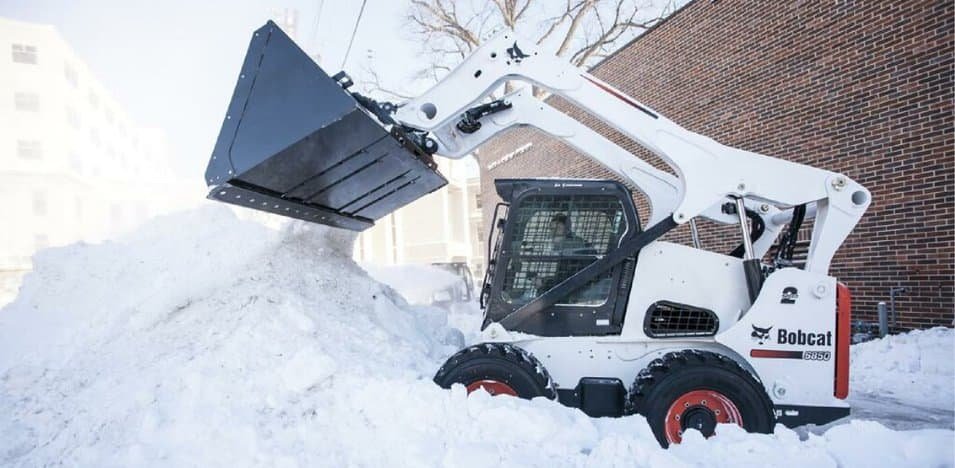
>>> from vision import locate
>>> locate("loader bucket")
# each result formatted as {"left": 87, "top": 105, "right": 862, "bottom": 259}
{"left": 204, "top": 21, "right": 447, "bottom": 231}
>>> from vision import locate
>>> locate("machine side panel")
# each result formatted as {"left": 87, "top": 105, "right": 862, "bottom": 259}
{"left": 717, "top": 268, "right": 843, "bottom": 408}
{"left": 621, "top": 241, "right": 750, "bottom": 338}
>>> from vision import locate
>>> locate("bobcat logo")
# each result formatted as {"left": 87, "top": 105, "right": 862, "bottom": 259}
{"left": 506, "top": 42, "right": 530, "bottom": 62}
{"left": 751, "top": 325, "right": 773, "bottom": 345}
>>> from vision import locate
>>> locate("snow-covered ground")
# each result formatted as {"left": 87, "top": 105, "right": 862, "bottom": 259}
{"left": 847, "top": 327, "right": 954, "bottom": 431}
{"left": 1, "top": 207, "right": 952, "bottom": 467}
{"left": 361, "top": 263, "right": 484, "bottom": 343}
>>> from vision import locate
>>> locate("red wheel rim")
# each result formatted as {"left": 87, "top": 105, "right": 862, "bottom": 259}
{"left": 664, "top": 390, "right": 743, "bottom": 445}
{"left": 466, "top": 380, "right": 518, "bottom": 397}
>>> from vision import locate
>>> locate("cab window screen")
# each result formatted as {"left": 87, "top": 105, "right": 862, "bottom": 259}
{"left": 501, "top": 194, "right": 625, "bottom": 306}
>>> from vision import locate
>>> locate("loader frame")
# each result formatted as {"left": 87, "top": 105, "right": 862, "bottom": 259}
{"left": 388, "top": 31, "right": 867, "bottom": 428}
{"left": 205, "top": 21, "right": 870, "bottom": 439}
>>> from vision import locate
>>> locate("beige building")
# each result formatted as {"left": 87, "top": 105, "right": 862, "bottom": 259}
{"left": 0, "top": 17, "right": 195, "bottom": 273}
{"left": 466, "top": 175, "right": 486, "bottom": 279}
{"left": 354, "top": 157, "right": 485, "bottom": 280}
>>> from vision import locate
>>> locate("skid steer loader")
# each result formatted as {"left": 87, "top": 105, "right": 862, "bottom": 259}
{"left": 205, "top": 22, "right": 870, "bottom": 447}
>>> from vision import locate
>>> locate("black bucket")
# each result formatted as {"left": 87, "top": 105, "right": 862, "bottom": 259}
{"left": 205, "top": 21, "right": 447, "bottom": 231}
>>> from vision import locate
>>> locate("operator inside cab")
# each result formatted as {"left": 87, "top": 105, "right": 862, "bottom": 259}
{"left": 532, "top": 214, "right": 597, "bottom": 293}
{"left": 547, "top": 213, "right": 593, "bottom": 255}
{"left": 504, "top": 202, "right": 619, "bottom": 306}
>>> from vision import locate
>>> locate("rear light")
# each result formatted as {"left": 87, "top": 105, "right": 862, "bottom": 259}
{"left": 834, "top": 283, "right": 851, "bottom": 399}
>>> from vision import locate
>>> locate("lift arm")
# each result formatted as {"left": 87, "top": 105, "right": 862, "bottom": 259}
{"left": 429, "top": 87, "right": 680, "bottom": 226}
{"left": 422, "top": 86, "right": 785, "bottom": 257}
{"left": 391, "top": 31, "right": 870, "bottom": 274}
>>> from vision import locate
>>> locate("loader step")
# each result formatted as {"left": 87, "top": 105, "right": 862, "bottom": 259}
{"left": 205, "top": 21, "right": 447, "bottom": 231}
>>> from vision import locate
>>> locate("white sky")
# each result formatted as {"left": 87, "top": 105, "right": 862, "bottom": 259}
{"left": 0, "top": 0, "right": 421, "bottom": 177}
{"left": 1, "top": 0, "right": 682, "bottom": 179}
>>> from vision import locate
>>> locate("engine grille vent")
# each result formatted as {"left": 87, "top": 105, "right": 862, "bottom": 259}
{"left": 644, "top": 301, "right": 719, "bottom": 338}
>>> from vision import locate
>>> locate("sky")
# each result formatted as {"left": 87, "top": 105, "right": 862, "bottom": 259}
{"left": 0, "top": 0, "right": 681, "bottom": 180}
{"left": 0, "top": 0, "right": 421, "bottom": 177}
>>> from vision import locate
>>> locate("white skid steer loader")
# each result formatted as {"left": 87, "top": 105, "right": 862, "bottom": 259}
{"left": 205, "top": 22, "right": 870, "bottom": 447}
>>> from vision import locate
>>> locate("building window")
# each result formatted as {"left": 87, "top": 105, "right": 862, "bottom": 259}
{"left": 136, "top": 202, "right": 148, "bottom": 222}
{"left": 14, "top": 92, "right": 39, "bottom": 111}
{"left": 69, "top": 150, "right": 83, "bottom": 172}
{"left": 11, "top": 44, "right": 37, "bottom": 64}
{"left": 64, "top": 62, "right": 79, "bottom": 88}
{"left": 33, "top": 191, "right": 47, "bottom": 216}
{"left": 110, "top": 204, "right": 123, "bottom": 226}
{"left": 89, "top": 127, "right": 101, "bottom": 147}
{"left": 449, "top": 186, "right": 466, "bottom": 242}
{"left": 66, "top": 106, "right": 81, "bottom": 129}
{"left": 17, "top": 140, "right": 42, "bottom": 159}
{"left": 34, "top": 234, "right": 49, "bottom": 250}
{"left": 88, "top": 89, "right": 99, "bottom": 109}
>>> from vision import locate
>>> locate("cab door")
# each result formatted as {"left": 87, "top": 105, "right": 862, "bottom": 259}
{"left": 484, "top": 181, "right": 640, "bottom": 336}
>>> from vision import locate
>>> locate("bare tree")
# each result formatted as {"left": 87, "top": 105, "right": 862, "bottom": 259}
{"left": 363, "top": 0, "right": 675, "bottom": 97}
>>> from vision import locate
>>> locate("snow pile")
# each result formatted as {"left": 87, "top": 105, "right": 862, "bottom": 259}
{"left": 0, "top": 206, "right": 952, "bottom": 467}
{"left": 846, "top": 327, "right": 954, "bottom": 432}
{"left": 0, "top": 206, "right": 463, "bottom": 466}
{"left": 851, "top": 327, "right": 954, "bottom": 410}
{"left": 362, "top": 263, "right": 462, "bottom": 305}
{"left": 362, "top": 263, "right": 484, "bottom": 342}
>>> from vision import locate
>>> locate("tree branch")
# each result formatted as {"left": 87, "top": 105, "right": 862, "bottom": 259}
{"left": 402, "top": 0, "right": 672, "bottom": 90}
{"left": 358, "top": 66, "right": 418, "bottom": 100}
{"left": 555, "top": 0, "right": 597, "bottom": 57}
{"left": 568, "top": 0, "right": 665, "bottom": 66}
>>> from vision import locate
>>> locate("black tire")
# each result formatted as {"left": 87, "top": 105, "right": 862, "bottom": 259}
{"left": 434, "top": 343, "right": 557, "bottom": 400}
{"left": 628, "top": 349, "right": 775, "bottom": 448}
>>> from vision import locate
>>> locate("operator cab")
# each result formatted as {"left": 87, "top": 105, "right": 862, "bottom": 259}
{"left": 482, "top": 179, "right": 640, "bottom": 336}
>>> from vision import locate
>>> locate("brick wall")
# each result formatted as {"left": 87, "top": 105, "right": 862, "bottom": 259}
{"left": 476, "top": 0, "right": 954, "bottom": 329}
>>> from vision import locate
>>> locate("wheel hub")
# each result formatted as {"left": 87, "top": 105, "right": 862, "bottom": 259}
{"left": 664, "top": 390, "right": 743, "bottom": 445}
{"left": 680, "top": 407, "right": 717, "bottom": 435}
{"left": 466, "top": 379, "right": 518, "bottom": 397}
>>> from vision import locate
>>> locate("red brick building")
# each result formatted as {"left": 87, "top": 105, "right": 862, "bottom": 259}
{"left": 476, "top": 0, "right": 953, "bottom": 329}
